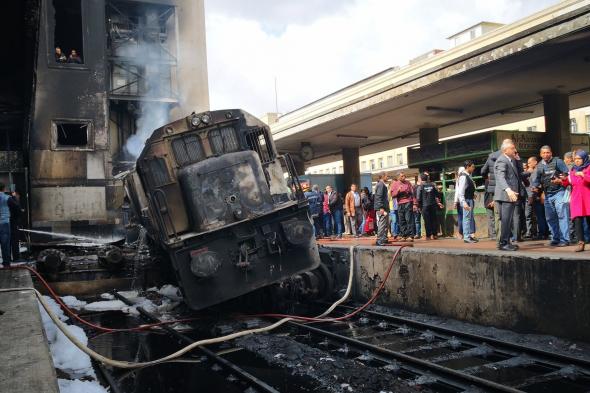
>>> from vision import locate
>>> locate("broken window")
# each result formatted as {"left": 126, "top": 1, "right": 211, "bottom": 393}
{"left": 52, "top": 121, "right": 92, "bottom": 149}
{"left": 52, "top": 0, "right": 84, "bottom": 64}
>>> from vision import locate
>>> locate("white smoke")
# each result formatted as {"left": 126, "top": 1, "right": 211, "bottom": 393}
{"left": 116, "top": 39, "right": 171, "bottom": 158}
{"left": 124, "top": 101, "right": 169, "bottom": 157}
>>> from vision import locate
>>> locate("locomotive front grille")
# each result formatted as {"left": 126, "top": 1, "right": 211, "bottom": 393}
{"left": 171, "top": 134, "right": 205, "bottom": 166}
{"left": 246, "top": 127, "right": 274, "bottom": 164}
{"left": 209, "top": 126, "right": 240, "bottom": 154}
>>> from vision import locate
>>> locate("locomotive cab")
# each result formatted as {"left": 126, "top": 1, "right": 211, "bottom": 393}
{"left": 126, "top": 109, "right": 320, "bottom": 310}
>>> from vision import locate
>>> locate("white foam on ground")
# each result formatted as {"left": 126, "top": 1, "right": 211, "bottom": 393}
{"left": 155, "top": 284, "right": 183, "bottom": 301}
{"left": 58, "top": 379, "right": 108, "bottom": 393}
{"left": 61, "top": 296, "right": 87, "bottom": 310}
{"left": 38, "top": 296, "right": 95, "bottom": 379}
{"left": 99, "top": 293, "right": 115, "bottom": 300}
{"left": 91, "top": 285, "right": 183, "bottom": 316}
{"left": 83, "top": 300, "right": 127, "bottom": 312}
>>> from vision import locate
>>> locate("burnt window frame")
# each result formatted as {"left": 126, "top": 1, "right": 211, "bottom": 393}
{"left": 50, "top": 119, "right": 94, "bottom": 151}
{"left": 46, "top": 0, "right": 88, "bottom": 69}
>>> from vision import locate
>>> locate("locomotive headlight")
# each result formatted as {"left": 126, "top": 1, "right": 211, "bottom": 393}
{"left": 190, "top": 115, "right": 201, "bottom": 127}
{"left": 190, "top": 250, "right": 221, "bottom": 278}
{"left": 281, "top": 219, "right": 313, "bottom": 246}
{"left": 201, "top": 114, "right": 211, "bottom": 124}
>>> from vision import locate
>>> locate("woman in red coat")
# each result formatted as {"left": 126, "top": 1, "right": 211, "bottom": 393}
{"left": 562, "top": 149, "right": 590, "bottom": 252}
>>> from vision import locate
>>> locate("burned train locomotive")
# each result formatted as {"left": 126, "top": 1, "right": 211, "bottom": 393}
{"left": 125, "top": 110, "right": 321, "bottom": 310}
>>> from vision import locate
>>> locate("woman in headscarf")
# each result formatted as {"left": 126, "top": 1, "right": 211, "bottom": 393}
{"left": 561, "top": 149, "right": 590, "bottom": 252}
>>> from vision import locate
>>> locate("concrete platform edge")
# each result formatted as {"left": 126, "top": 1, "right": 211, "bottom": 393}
{"left": 320, "top": 245, "right": 590, "bottom": 341}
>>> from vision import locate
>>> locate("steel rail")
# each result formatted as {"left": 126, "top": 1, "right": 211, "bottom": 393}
{"left": 331, "top": 303, "right": 590, "bottom": 371}
{"left": 112, "top": 291, "right": 280, "bottom": 393}
{"left": 289, "top": 321, "right": 525, "bottom": 393}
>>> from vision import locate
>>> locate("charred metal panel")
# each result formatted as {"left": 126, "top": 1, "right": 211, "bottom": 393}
{"left": 178, "top": 151, "right": 274, "bottom": 232}
{"left": 31, "top": 150, "right": 87, "bottom": 180}
{"left": 31, "top": 186, "right": 107, "bottom": 222}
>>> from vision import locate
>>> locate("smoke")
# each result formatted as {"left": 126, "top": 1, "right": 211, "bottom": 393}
{"left": 110, "top": 4, "right": 209, "bottom": 159}
{"left": 110, "top": 7, "right": 174, "bottom": 158}
{"left": 120, "top": 39, "right": 171, "bottom": 158}
{"left": 124, "top": 100, "right": 169, "bottom": 158}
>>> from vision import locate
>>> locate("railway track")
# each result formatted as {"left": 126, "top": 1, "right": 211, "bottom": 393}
{"left": 110, "top": 291, "right": 281, "bottom": 393}
{"left": 87, "top": 293, "right": 590, "bottom": 392}
{"left": 279, "top": 303, "right": 590, "bottom": 392}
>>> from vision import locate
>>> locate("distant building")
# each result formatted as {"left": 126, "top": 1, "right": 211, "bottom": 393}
{"left": 447, "top": 22, "right": 505, "bottom": 48}
{"left": 260, "top": 113, "right": 281, "bottom": 126}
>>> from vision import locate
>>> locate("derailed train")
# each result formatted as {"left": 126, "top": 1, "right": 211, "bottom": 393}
{"left": 124, "top": 109, "right": 324, "bottom": 310}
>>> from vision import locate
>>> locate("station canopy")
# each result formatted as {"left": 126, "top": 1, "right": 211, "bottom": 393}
{"left": 270, "top": 1, "right": 590, "bottom": 166}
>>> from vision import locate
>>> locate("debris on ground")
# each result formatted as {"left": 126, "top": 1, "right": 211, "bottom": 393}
{"left": 237, "top": 334, "right": 429, "bottom": 393}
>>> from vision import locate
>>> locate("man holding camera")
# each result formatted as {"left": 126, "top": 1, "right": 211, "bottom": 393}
{"left": 531, "top": 145, "right": 570, "bottom": 247}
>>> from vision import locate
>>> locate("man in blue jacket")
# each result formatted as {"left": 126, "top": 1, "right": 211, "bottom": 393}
{"left": 304, "top": 184, "right": 323, "bottom": 239}
{"left": 0, "top": 183, "right": 16, "bottom": 267}
{"left": 531, "top": 145, "right": 570, "bottom": 247}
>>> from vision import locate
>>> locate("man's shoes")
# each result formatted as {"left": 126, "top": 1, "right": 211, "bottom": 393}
{"left": 556, "top": 242, "right": 568, "bottom": 247}
{"left": 500, "top": 244, "right": 518, "bottom": 251}
{"left": 336, "top": 234, "right": 343, "bottom": 239}
{"left": 548, "top": 241, "right": 560, "bottom": 247}
{"left": 575, "top": 242, "right": 585, "bottom": 252}
{"left": 464, "top": 238, "right": 477, "bottom": 244}
{"left": 375, "top": 241, "right": 386, "bottom": 246}
{"left": 413, "top": 235, "right": 421, "bottom": 239}
{"left": 470, "top": 237, "right": 479, "bottom": 243}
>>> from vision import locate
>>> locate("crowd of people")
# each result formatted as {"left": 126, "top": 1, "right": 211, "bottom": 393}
{"left": 304, "top": 139, "right": 590, "bottom": 252}
{"left": 0, "top": 182, "right": 23, "bottom": 267}
{"left": 303, "top": 170, "right": 443, "bottom": 246}
{"left": 479, "top": 139, "right": 590, "bottom": 251}
{"left": 55, "top": 46, "right": 83, "bottom": 64}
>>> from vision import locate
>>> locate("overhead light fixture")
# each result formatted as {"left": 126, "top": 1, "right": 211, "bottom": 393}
{"left": 426, "top": 106, "right": 463, "bottom": 113}
{"left": 336, "top": 134, "right": 368, "bottom": 139}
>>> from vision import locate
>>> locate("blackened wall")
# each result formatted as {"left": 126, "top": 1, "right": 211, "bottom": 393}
{"left": 30, "top": 0, "right": 112, "bottom": 230}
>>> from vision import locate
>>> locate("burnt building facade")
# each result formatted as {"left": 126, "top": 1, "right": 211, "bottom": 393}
{"left": 10, "top": 0, "right": 209, "bottom": 236}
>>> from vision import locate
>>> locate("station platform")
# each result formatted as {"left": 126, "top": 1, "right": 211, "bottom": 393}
{"left": 318, "top": 235, "right": 588, "bottom": 257}
{"left": 317, "top": 236, "right": 590, "bottom": 342}
{"left": 0, "top": 269, "right": 58, "bottom": 393}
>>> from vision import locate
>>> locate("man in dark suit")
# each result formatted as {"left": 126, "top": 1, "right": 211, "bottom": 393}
{"left": 494, "top": 140, "right": 526, "bottom": 251}
{"left": 373, "top": 173, "right": 390, "bottom": 246}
